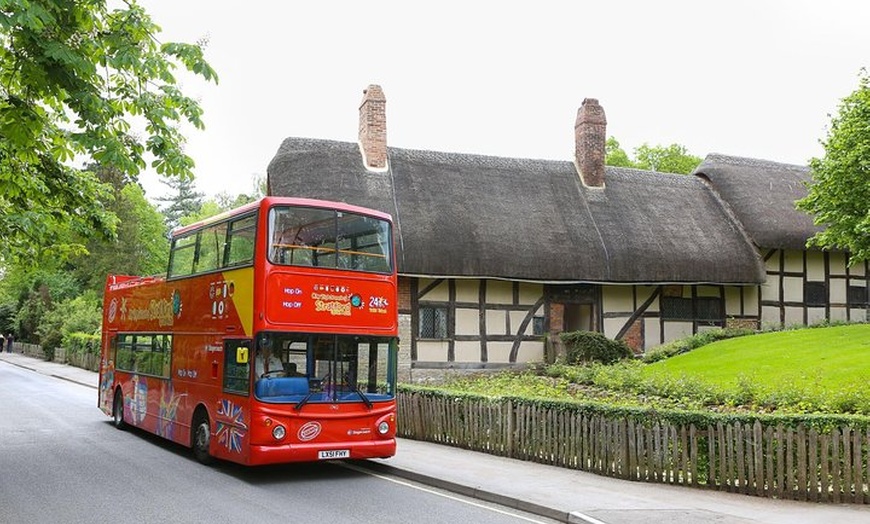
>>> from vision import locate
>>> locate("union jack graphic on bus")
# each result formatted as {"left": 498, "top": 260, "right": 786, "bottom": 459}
{"left": 216, "top": 399, "right": 247, "bottom": 453}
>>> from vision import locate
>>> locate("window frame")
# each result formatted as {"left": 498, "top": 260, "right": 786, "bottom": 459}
{"left": 804, "top": 281, "right": 827, "bottom": 307}
{"left": 167, "top": 211, "right": 258, "bottom": 280}
{"left": 113, "top": 333, "right": 173, "bottom": 379}
{"left": 418, "top": 305, "right": 449, "bottom": 339}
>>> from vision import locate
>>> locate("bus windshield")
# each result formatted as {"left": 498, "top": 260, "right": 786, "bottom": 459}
{"left": 253, "top": 332, "right": 396, "bottom": 405}
{"left": 268, "top": 206, "right": 392, "bottom": 274}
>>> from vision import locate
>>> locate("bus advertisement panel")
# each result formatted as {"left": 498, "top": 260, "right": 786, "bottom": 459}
{"left": 99, "top": 197, "right": 398, "bottom": 465}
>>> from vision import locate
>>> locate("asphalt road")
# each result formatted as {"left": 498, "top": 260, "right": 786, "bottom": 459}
{"left": 0, "top": 363, "right": 557, "bottom": 524}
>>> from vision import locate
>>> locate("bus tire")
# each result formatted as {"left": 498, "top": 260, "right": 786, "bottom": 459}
{"left": 112, "top": 389, "right": 126, "bottom": 430}
{"left": 192, "top": 410, "right": 214, "bottom": 465}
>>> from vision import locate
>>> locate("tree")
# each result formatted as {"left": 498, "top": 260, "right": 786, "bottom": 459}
{"left": 605, "top": 137, "right": 702, "bottom": 175}
{"left": 633, "top": 143, "right": 702, "bottom": 174}
{"left": 0, "top": 0, "right": 218, "bottom": 263}
{"left": 156, "top": 175, "right": 203, "bottom": 231}
{"left": 605, "top": 137, "right": 634, "bottom": 168}
{"left": 797, "top": 70, "right": 870, "bottom": 262}
{"left": 70, "top": 170, "right": 169, "bottom": 294}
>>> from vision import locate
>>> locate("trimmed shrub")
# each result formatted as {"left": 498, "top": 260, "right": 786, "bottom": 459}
{"left": 560, "top": 330, "right": 633, "bottom": 365}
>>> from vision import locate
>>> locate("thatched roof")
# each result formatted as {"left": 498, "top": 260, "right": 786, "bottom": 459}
{"left": 268, "top": 138, "right": 764, "bottom": 284}
{"left": 693, "top": 154, "right": 821, "bottom": 251}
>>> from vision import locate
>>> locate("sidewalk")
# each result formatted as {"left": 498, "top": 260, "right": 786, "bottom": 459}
{"left": 2, "top": 351, "right": 868, "bottom": 523}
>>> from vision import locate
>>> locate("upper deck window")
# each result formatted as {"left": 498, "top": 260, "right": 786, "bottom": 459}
{"left": 268, "top": 206, "right": 392, "bottom": 274}
{"left": 168, "top": 211, "right": 258, "bottom": 279}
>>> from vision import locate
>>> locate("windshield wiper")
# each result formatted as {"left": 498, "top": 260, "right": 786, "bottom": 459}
{"left": 344, "top": 375, "right": 372, "bottom": 409}
{"left": 294, "top": 391, "right": 313, "bottom": 411}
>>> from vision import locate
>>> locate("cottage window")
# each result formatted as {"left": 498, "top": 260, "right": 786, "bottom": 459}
{"left": 804, "top": 282, "right": 827, "bottom": 307}
{"left": 661, "top": 297, "right": 722, "bottom": 321}
{"left": 848, "top": 286, "right": 869, "bottom": 307}
{"left": 532, "top": 316, "right": 545, "bottom": 336}
{"left": 419, "top": 306, "right": 448, "bottom": 339}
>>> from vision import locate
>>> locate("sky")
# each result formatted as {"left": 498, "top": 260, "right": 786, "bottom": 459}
{"left": 137, "top": 0, "right": 870, "bottom": 201}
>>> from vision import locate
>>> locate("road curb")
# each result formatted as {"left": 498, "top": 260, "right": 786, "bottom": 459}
{"left": 363, "top": 460, "right": 573, "bottom": 523}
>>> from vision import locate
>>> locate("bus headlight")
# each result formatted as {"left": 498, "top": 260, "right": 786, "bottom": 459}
{"left": 272, "top": 425, "right": 286, "bottom": 440}
{"left": 377, "top": 421, "right": 390, "bottom": 435}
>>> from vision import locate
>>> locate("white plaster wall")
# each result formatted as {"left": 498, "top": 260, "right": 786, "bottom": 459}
{"left": 784, "top": 306, "right": 803, "bottom": 326}
{"left": 602, "top": 286, "right": 633, "bottom": 313}
{"left": 831, "top": 279, "right": 847, "bottom": 303}
{"left": 830, "top": 307, "right": 848, "bottom": 322}
{"left": 850, "top": 262, "right": 866, "bottom": 277}
{"left": 784, "top": 250, "right": 803, "bottom": 273}
{"left": 761, "top": 305, "right": 781, "bottom": 327}
{"left": 644, "top": 318, "right": 661, "bottom": 348}
{"left": 783, "top": 277, "right": 803, "bottom": 303}
{"left": 514, "top": 341, "right": 545, "bottom": 363}
{"left": 518, "top": 283, "right": 542, "bottom": 305}
{"left": 768, "top": 249, "right": 781, "bottom": 265}
{"left": 454, "top": 341, "right": 480, "bottom": 362}
{"left": 637, "top": 287, "right": 658, "bottom": 312}
{"left": 603, "top": 317, "right": 627, "bottom": 340}
{"left": 663, "top": 321, "right": 693, "bottom": 343}
{"left": 807, "top": 308, "right": 826, "bottom": 326}
{"left": 419, "top": 278, "right": 449, "bottom": 301}
{"left": 455, "top": 279, "right": 479, "bottom": 303}
{"left": 454, "top": 308, "right": 479, "bottom": 336}
{"left": 830, "top": 252, "right": 847, "bottom": 276}
{"left": 806, "top": 251, "right": 824, "bottom": 281}
{"left": 761, "top": 279, "right": 779, "bottom": 302}
{"left": 487, "top": 280, "right": 513, "bottom": 305}
{"left": 416, "top": 341, "right": 449, "bottom": 361}
{"left": 486, "top": 310, "right": 507, "bottom": 335}
{"left": 486, "top": 341, "right": 514, "bottom": 363}
{"left": 725, "top": 287, "right": 741, "bottom": 316}
{"left": 851, "top": 309, "right": 869, "bottom": 322}
{"left": 509, "top": 310, "right": 532, "bottom": 335}
{"left": 743, "top": 286, "right": 760, "bottom": 316}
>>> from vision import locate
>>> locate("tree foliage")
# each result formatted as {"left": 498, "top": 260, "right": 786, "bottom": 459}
{"left": 605, "top": 137, "right": 634, "bottom": 168}
{"left": 156, "top": 174, "right": 203, "bottom": 231}
{"left": 605, "top": 137, "right": 702, "bottom": 175}
{"left": 0, "top": 0, "right": 217, "bottom": 262}
{"left": 70, "top": 167, "right": 168, "bottom": 293}
{"left": 633, "top": 143, "right": 702, "bottom": 174}
{"left": 797, "top": 70, "right": 870, "bottom": 262}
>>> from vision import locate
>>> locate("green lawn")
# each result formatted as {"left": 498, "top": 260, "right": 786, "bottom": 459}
{"left": 642, "top": 324, "right": 870, "bottom": 390}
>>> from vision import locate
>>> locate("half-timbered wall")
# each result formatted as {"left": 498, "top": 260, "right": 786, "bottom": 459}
{"left": 397, "top": 261, "right": 868, "bottom": 381}
{"left": 599, "top": 284, "right": 758, "bottom": 352}
{"left": 410, "top": 278, "right": 545, "bottom": 375}
{"left": 760, "top": 249, "right": 870, "bottom": 329}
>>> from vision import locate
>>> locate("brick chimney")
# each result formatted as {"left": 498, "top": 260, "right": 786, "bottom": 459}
{"left": 574, "top": 98, "right": 607, "bottom": 188}
{"left": 358, "top": 84, "right": 387, "bottom": 170}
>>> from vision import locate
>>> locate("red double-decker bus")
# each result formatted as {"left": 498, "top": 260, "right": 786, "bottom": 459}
{"left": 98, "top": 197, "right": 398, "bottom": 465}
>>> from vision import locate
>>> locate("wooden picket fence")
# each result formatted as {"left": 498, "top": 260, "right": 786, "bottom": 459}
{"left": 397, "top": 391, "right": 870, "bottom": 504}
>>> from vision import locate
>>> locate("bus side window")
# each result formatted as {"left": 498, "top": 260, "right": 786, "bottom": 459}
{"left": 224, "top": 340, "right": 251, "bottom": 395}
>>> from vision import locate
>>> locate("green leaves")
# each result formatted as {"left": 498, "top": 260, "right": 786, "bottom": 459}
{"left": 0, "top": 0, "right": 218, "bottom": 263}
{"left": 605, "top": 136, "right": 702, "bottom": 174}
{"left": 798, "top": 70, "right": 870, "bottom": 262}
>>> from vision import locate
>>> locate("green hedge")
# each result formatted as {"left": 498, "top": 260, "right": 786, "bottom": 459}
{"left": 397, "top": 383, "right": 870, "bottom": 432}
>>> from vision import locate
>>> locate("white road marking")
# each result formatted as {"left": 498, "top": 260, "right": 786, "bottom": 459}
{"left": 341, "top": 462, "right": 553, "bottom": 523}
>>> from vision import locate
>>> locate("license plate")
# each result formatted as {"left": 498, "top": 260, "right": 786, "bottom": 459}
{"left": 318, "top": 449, "right": 350, "bottom": 460}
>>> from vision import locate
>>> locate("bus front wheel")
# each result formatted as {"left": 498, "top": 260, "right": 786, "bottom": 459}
{"left": 112, "top": 389, "right": 126, "bottom": 430}
{"left": 192, "top": 412, "right": 214, "bottom": 465}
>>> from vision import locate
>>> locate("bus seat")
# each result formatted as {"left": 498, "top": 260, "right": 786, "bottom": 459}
{"left": 255, "top": 377, "right": 309, "bottom": 399}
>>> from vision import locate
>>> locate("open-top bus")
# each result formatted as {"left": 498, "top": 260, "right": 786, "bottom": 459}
{"left": 98, "top": 197, "right": 398, "bottom": 465}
